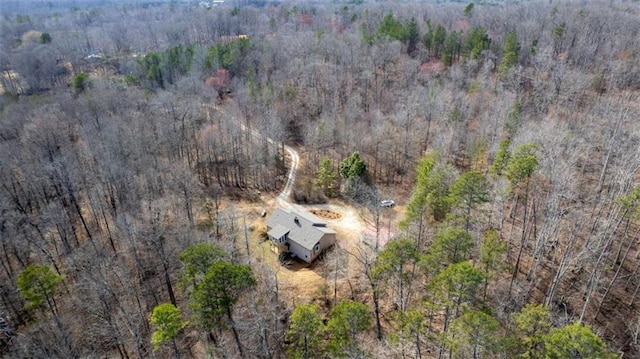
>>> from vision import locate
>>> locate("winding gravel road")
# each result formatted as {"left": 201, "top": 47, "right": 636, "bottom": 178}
{"left": 277, "top": 143, "right": 299, "bottom": 204}
{"left": 239, "top": 121, "right": 298, "bottom": 206}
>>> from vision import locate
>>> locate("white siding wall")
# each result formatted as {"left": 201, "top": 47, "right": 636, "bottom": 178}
{"left": 319, "top": 233, "right": 336, "bottom": 252}
{"left": 287, "top": 240, "right": 313, "bottom": 263}
{"left": 309, "top": 233, "right": 336, "bottom": 262}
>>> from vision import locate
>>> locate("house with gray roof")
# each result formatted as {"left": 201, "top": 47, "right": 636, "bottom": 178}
{"left": 265, "top": 208, "right": 336, "bottom": 263}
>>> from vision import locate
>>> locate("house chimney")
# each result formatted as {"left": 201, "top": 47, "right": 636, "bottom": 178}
{"left": 294, "top": 217, "right": 299, "bottom": 224}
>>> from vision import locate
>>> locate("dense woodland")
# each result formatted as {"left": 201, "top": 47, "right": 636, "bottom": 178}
{"left": 2, "top": 0, "right": 640, "bottom": 357}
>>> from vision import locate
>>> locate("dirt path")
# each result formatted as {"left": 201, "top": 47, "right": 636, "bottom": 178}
{"left": 277, "top": 143, "right": 299, "bottom": 203}
{"left": 239, "top": 120, "right": 298, "bottom": 205}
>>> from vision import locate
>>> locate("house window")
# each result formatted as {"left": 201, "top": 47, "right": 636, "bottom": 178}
{"left": 314, "top": 244, "right": 320, "bottom": 252}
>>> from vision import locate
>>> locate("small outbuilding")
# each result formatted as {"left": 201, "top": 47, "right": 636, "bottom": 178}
{"left": 265, "top": 208, "right": 336, "bottom": 263}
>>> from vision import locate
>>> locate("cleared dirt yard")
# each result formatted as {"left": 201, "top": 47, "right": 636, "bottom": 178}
{"left": 247, "top": 201, "right": 370, "bottom": 306}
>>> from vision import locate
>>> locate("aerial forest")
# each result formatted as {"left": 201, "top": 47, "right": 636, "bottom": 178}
{"left": 1, "top": 0, "right": 640, "bottom": 357}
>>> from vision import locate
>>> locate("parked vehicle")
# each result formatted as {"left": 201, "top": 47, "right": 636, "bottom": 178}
{"left": 380, "top": 199, "right": 395, "bottom": 208}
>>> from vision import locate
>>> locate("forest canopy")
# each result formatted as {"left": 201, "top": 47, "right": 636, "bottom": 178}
{"left": 1, "top": 0, "right": 640, "bottom": 357}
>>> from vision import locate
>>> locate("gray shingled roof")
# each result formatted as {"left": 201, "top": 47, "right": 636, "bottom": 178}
{"left": 267, "top": 225, "right": 290, "bottom": 240}
{"left": 265, "top": 208, "right": 336, "bottom": 250}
